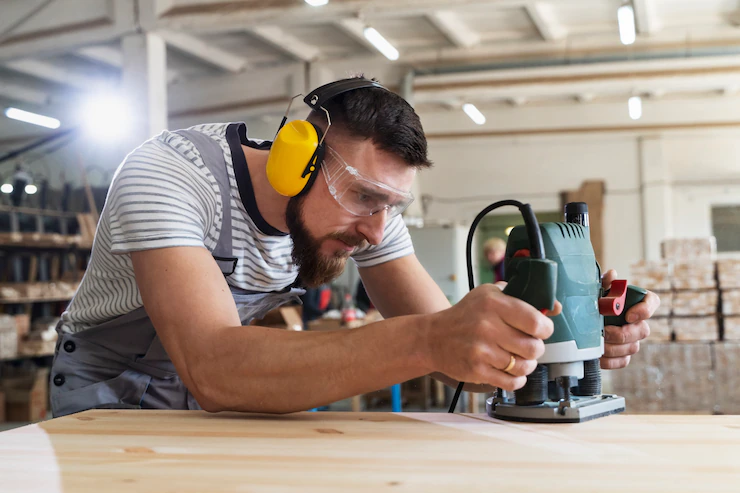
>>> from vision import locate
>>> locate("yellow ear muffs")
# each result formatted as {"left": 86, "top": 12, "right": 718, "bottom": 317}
{"left": 266, "top": 120, "right": 324, "bottom": 197}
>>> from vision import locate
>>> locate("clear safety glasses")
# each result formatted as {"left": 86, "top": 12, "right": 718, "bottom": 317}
{"left": 321, "top": 146, "right": 415, "bottom": 219}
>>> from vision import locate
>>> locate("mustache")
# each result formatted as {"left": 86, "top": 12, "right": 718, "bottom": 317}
{"left": 327, "top": 232, "right": 367, "bottom": 249}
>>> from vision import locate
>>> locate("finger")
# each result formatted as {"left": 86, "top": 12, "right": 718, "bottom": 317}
{"left": 497, "top": 296, "right": 555, "bottom": 340}
{"left": 545, "top": 300, "right": 562, "bottom": 317}
{"left": 476, "top": 365, "right": 527, "bottom": 391}
{"left": 491, "top": 345, "right": 537, "bottom": 377}
{"left": 602, "top": 269, "right": 618, "bottom": 290}
{"left": 603, "top": 341, "right": 640, "bottom": 358}
{"left": 604, "top": 321, "right": 650, "bottom": 345}
{"left": 496, "top": 324, "right": 546, "bottom": 360}
{"left": 493, "top": 281, "right": 507, "bottom": 291}
{"left": 600, "top": 355, "right": 631, "bottom": 369}
{"left": 623, "top": 291, "right": 661, "bottom": 324}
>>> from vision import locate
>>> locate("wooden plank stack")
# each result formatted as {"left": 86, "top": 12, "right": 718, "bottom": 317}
{"left": 613, "top": 237, "right": 740, "bottom": 413}
{"left": 718, "top": 259, "right": 740, "bottom": 341}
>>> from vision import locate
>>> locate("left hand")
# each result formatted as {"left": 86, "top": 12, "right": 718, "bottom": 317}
{"left": 600, "top": 269, "right": 661, "bottom": 369}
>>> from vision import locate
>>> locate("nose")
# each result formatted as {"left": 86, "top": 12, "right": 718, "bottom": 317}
{"left": 356, "top": 209, "right": 387, "bottom": 246}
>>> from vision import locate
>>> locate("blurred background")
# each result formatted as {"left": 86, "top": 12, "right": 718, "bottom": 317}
{"left": 0, "top": 0, "right": 739, "bottom": 421}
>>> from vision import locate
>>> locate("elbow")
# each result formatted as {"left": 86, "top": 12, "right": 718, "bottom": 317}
{"left": 184, "top": 362, "right": 227, "bottom": 413}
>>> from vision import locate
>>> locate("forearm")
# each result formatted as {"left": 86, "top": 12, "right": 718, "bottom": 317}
{"left": 189, "top": 314, "right": 432, "bottom": 413}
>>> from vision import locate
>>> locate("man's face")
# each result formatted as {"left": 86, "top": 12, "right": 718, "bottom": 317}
{"left": 286, "top": 137, "right": 416, "bottom": 287}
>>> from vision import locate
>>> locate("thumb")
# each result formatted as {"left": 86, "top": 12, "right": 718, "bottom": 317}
{"left": 493, "top": 281, "right": 508, "bottom": 291}
{"left": 601, "top": 269, "right": 618, "bottom": 290}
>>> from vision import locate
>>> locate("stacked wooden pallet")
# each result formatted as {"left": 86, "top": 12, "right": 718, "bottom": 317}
{"left": 629, "top": 237, "right": 719, "bottom": 342}
{"left": 611, "top": 237, "right": 740, "bottom": 413}
{"left": 718, "top": 259, "right": 740, "bottom": 341}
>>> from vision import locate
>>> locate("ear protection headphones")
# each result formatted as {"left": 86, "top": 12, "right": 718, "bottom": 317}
{"left": 266, "top": 77, "right": 386, "bottom": 197}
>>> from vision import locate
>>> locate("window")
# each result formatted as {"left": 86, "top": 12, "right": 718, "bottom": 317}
{"left": 711, "top": 205, "right": 740, "bottom": 252}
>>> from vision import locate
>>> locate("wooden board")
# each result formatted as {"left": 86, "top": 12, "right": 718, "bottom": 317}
{"left": 1, "top": 410, "right": 740, "bottom": 492}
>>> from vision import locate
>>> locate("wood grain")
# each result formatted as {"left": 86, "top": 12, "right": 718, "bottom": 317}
{"left": 1, "top": 410, "right": 739, "bottom": 492}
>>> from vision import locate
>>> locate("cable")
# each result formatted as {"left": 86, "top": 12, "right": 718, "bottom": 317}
{"left": 447, "top": 199, "right": 544, "bottom": 413}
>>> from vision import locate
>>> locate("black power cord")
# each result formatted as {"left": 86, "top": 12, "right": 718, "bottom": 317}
{"left": 447, "top": 200, "right": 545, "bottom": 413}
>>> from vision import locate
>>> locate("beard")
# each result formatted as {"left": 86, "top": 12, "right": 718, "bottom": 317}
{"left": 286, "top": 195, "right": 367, "bottom": 288}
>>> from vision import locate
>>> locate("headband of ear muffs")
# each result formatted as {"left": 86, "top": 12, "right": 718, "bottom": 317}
{"left": 266, "top": 78, "right": 387, "bottom": 198}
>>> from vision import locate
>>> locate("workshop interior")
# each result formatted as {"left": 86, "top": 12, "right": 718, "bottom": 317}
{"left": 1, "top": 0, "right": 740, "bottom": 490}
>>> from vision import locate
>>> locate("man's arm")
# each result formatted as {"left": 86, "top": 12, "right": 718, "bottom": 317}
{"left": 358, "top": 255, "right": 491, "bottom": 391}
{"left": 131, "top": 246, "right": 434, "bottom": 414}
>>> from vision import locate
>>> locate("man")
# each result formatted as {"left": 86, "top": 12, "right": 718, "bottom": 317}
{"left": 50, "top": 77, "right": 659, "bottom": 416}
{"left": 484, "top": 237, "right": 507, "bottom": 283}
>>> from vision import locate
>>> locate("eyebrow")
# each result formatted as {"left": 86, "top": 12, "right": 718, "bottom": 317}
{"left": 356, "top": 184, "right": 390, "bottom": 203}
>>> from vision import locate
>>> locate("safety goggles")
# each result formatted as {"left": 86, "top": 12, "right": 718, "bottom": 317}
{"left": 321, "top": 146, "right": 415, "bottom": 219}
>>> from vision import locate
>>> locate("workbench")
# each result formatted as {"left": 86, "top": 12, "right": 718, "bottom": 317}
{"left": 1, "top": 410, "right": 739, "bottom": 492}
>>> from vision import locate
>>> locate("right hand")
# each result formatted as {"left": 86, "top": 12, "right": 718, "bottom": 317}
{"left": 424, "top": 282, "right": 560, "bottom": 391}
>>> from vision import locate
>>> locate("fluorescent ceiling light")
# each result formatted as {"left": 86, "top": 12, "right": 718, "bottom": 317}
{"left": 463, "top": 103, "right": 486, "bottom": 125}
{"left": 628, "top": 96, "right": 642, "bottom": 120}
{"left": 0, "top": 184, "right": 12, "bottom": 194}
{"left": 4, "top": 107, "right": 60, "bottom": 129}
{"left": 305, "top": 0, "right": 328, "bottom": 5}
{"left": 618, "top": 4, "right": 636, "bottom": 45}
{"left": 24, "top": 184, "right": 38, "bottom": 195}
{"left": 363, "top": 27, "right": 399, "bottom": 61}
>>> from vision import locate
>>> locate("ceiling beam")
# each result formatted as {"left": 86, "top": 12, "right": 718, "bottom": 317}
{"left": 426, "top": 11, "right": 480, "bottom": 49}
{"left": 0, "top": 81, "right": 49, "bottom": 105}
{"left": 632, "top": 0, "right": 660, "bottom": 35}
{"left": 157, "top": 29, "right": 247, "bottom": 73}
{"left": 4, "top": 59, "right": 93, "bottom": 89}
{"left": 76, "top": 45, "right": 181, "bottom": 83}
{"left": 524, "top": 2, "right": 566, "bottom": 41}
{"left": 157, "top": 0, "right": 526, "bottom": 33}
{"left": 0, "top": 0, "right": 137, "bottom": 62}
{"left": 249, "top": 26, "right": 321, "bottom": 62}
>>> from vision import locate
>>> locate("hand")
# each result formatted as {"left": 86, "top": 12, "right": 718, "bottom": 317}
{"left": 424, "top": 281, "right": 561, "bottom": 392}
{"left": 600, "top": 269, "right": 661, "bottom": 369}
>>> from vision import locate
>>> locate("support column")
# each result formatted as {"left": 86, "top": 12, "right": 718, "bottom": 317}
{"left": 399, "top": 70, "right": 424, "bottom": 222}
{"left": 121, "top": 31, "right": 168, "bottom": 147}
{"left": 639, "top": 136, "right": 673, "bottom": 261}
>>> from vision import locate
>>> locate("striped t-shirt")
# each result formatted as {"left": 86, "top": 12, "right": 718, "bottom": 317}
{"left": 59, "top": 122, "right": 414, "bottom": 333}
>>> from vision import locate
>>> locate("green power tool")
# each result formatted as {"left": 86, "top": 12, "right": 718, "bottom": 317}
{"left": 448, "top": 200, "right": 646, "bottom": 423}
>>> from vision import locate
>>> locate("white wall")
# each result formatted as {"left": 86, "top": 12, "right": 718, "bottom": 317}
{"left": 416, "top": 98, "right": 740, "bottom": 279}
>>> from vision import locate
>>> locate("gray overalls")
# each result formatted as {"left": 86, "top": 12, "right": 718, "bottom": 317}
{"left": 50, "top": 129, "right": 304, "bottom": 417}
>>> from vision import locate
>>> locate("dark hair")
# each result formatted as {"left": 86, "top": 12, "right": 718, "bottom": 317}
{"left": 307, "top": 76, "right": 432, "bottom": 169}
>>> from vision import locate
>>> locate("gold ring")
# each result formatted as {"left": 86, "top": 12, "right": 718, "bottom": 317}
{"left": 503, "top": 355, "right": 516, "bottom": 373}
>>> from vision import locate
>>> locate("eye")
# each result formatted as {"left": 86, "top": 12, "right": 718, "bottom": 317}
{"left": 355, "top": 191, "right": 373, "bottom": 203}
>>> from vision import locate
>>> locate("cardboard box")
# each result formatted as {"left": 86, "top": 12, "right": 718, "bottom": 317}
{"left": 718, "top": 259, "right": 740, "bottom": 289}
{"left": 14, "top": 314, "right": 30, "bottom": 340}
{"left": 672, "top": 316, "right": 719, "bottom": 342}
{"left": 672, "top": 290, "right": 718, "bottom": 316}
{"left": 3, "top": 368, "right": 49, "bottom": 423}
{"left": 646, "top": 317, "right": 672, "bottom": 341}
{"left": 714, "top": 343, "right": 740, "bottom": 414}
{"left": 672, "top": 262, "right": 716, "bottom": 290}
{"left": 661, "top": 237, "right": 717, "bottom": 262}
{"left": 612, "top": 342, "right": 714, "bottom": 413}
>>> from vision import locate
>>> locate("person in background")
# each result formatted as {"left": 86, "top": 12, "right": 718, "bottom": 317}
{"left": 484, "top": 237, "right": 507, "bottom": 283}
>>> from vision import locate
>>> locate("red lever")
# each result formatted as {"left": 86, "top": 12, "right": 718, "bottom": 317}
{"left": 599, "top": 279, "right": 628, "bottom": 316}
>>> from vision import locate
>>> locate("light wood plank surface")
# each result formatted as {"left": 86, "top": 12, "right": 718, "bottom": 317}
{"left": 1, "top": 410, "right": 739, "bottom": 492}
